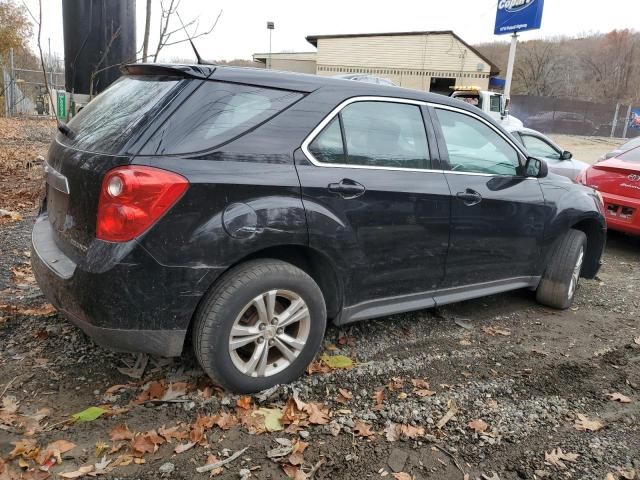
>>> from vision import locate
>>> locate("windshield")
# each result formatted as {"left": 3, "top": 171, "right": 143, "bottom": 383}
{"left": 63, "top": 75, "right": 180, "bottom": 154}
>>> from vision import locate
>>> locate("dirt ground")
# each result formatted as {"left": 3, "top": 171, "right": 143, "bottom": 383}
{"left": 0, "top": 119, "right": 638, "bottom": 480}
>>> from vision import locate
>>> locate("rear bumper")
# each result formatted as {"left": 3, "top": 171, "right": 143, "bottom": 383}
{"left": 31, "top": 216, "right": 219, "bottom": 357}
{"left": 601, "top": 191, "right": 640, "bottom": 236}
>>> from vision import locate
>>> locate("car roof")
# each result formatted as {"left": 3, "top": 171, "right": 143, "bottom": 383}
{"left": 122, "top": 62, "right": 483, "bottom": 115}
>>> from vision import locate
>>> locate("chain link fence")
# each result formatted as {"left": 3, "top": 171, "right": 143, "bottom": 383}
{"left": 2, "top": 56, "right": 64, "bottom": 118}
{"left": 510, "top": 95, "right": 640, "bottom": 139}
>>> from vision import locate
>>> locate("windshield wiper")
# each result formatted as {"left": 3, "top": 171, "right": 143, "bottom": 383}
{"left": 57, "top": 121, "right": 76, "bottom": 139}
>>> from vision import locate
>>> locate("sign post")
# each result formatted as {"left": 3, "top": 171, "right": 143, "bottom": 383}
{"left": 494, "top": 0, "right": 545, "bottom": 98}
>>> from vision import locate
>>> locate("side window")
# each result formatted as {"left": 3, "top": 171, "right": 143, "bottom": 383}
{"left": 435, "top": 108, "right": 520, "bottom": 176}
{"left": 141, "top": 81, "right": 302, "bottom": 155}
{"left": 520, "top": 134, "right": 560, "bottom": 160}
{"left": 308, "top": 117, "right": 345, "bottom": 164}
{"left": 489, "top": 95, "right": 502, "bottom": 113}
{"left": 339, "top": 101, "right": 430, "bottom": 169}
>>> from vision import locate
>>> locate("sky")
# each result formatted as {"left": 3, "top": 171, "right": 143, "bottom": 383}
{"left": 22, "top": 0, "right": 640, "bottom": 63}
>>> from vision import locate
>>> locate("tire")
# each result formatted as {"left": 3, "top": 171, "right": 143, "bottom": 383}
{"left": 192, "top": 259, "right": 327, "bottom": 393}
{"left": 536, "top": 229, "right": 587, "bottom": 309}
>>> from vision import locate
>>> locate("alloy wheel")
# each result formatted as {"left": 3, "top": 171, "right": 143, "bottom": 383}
{"left": 228, "top": 289, "right": 310, "bottom": 377}
{"left": 568, "top": 247, "right": 584, "bottom": 300}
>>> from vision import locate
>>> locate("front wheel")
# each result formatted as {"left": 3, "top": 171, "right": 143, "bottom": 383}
{"left": 192, "top": 259, "right": 327, "bottom": 393}
{"left": 536, "top": 229, "right": 587, "bottom": 309}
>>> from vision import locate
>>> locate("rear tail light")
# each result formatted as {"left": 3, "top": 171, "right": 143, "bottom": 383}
{"left": 96, "top": 166, "right": 188, "bottom": 242}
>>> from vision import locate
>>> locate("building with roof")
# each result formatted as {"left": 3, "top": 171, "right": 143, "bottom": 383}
{"left": 253, "top": 30, "right": 499, "bottom": 93}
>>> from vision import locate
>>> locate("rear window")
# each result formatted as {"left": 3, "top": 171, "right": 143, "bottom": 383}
{"left": 140, "top": 81, "right": 303, "bottom": 155}
{"left": 64, "top": 75, "right": 179, "bottom": 153}
{"left": 618, "top": 146, "right": 640, "bottom": 163}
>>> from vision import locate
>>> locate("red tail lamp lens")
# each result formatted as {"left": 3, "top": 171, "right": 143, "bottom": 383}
{"left": 96, "top": 166, "right": 188, "bottom": 242}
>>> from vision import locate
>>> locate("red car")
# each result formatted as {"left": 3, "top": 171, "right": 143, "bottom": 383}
{"left": 577, "top": 145, "right": 640, "bottom": 235}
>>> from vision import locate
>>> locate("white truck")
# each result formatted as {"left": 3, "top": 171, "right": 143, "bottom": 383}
{"left": 449, "top": 86, "right": 523, "bottom": 128}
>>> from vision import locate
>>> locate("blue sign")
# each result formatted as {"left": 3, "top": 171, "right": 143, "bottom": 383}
{"left": 494, "top": 0, "right": 544, "bottom": 35}
{"left": 630, "top": 109, "right": 640, "bottom": 130}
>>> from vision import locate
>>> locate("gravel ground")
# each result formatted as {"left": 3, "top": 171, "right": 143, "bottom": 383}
{"left": 0, "top": 120, "right": 638, "bottom": 480}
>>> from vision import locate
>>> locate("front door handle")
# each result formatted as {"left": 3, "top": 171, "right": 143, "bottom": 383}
{"left": 456, "top": 188, "right": 482, "bottom": 206}
{"left": 328, "top": 179, "right": 366, "bottom": 199}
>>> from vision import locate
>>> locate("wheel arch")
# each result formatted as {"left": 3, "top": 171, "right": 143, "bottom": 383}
{"left": 570, "top": 216, "right": 606, "bottom": 278}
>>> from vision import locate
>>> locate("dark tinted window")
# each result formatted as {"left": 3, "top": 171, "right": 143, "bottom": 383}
{"left": 336, "top": 101, "right": 429, "bottom": 169}
{"left": 436, "top": 108, "right": 520, "bottom": 175}
{"left": 308, "top": 118, "right": 345, "bottom": 164}
{"left": 64, "top": 75, "right": 179, "bottom": 153}
{"left": 618, "top": 146, "right": 640, "bottom": 163}
{"left": 142, "top": 81, "right": 302, "bottom": 154}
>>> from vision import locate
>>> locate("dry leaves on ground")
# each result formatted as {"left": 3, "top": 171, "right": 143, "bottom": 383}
{"left": 545, "top": 448, "right": 579, "bottom": 469}
{"left": 468, "top": 418, "right": 489, "bottom": 433}
{"left": 353, "top": 421, "right": 375, "bottom": 438}
{"left": 574, "top": 413, "right": 605, "bottom": 432}
{"left": 392, "top": 473, "right": 413, "bottom": 480}
{"left": 482, "top": 326, "right": 512, "bottom": 336}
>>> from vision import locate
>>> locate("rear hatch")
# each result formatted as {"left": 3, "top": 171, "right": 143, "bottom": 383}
{"left": 44, "top": 74, "right": 182, "bottom": 261}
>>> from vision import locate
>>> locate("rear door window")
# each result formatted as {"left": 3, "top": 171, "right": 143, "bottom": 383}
{"left": 141, "top": 81, "right": 303, "bottom": 155}
{"left": 64, "top": 75, "right": 180, "bottom": 154}
{"left": 307, "top": 101, "right": 431, "bottom": 170}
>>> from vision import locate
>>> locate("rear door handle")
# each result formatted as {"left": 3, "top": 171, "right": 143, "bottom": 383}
{"left": 456, "top": 188, "right": 482, "bottom": 206}
{"left": 328, "top": 179, "right": 366, "bottom": 199}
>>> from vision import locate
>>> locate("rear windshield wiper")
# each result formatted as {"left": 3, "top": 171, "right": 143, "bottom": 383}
{"left": 57, "top": 121, "right": 76, "bottom": 139}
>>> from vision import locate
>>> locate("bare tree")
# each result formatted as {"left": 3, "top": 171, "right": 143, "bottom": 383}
{"left": 142, "top": 0, "right": 152, "bottom": 62}
{"left": 89, "top": 27, "right": 122, "bottom": 98}
{"left": 151, "top": 0, "right": 222, "bottom": 62}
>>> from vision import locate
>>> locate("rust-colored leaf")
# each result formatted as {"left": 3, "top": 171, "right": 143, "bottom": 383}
{"left": 109, "top": 424, "right": 134, "bottom": 442}
{"left": 468, "top": 418, "right": 488, "bottom": 433}
{"left": 574, "top": 413, "right": 604, "bottom": 432}
{"left": 353, "top": 420, "right": 375, "bottom": 437}
{"left": 236, "top": 396, "right": 252, "bottom": 410}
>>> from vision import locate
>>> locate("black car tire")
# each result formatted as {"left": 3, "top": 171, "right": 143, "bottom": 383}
{"left": 536, "top": 229, "right": 587, "bottom": 309}
{"left": 192, "top": 259, "right": 326, "bottom": 393}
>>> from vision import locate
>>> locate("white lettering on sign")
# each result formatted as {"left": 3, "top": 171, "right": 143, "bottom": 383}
{"left": 497, "top": 0, "right": 533, "bottom": 12}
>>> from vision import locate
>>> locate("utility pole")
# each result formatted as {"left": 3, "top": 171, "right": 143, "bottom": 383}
{"left": 9, "top": 47, "right": 15, "bottom": 117}
{"left": 503, "top": 32, "right": 518, "bottom": 98}
{"left": 267, "top": 21, "right": 274, "bottom": 69}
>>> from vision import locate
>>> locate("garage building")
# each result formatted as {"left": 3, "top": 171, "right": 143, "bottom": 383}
{"left": 253, "top": 30, "right": 499, "bottom": 93}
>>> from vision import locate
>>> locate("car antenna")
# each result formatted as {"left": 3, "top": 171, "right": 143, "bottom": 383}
{"left": 176, "top": 11, "right": 204, "bottom": 65}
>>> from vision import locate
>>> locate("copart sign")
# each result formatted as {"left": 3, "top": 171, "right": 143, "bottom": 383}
{"left": 494, "top": 0, "right": 545, "bottom": 35}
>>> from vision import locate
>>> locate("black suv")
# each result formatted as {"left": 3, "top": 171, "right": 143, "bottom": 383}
{"left": 32, "top": 64, "right": 606, "bottom": 393}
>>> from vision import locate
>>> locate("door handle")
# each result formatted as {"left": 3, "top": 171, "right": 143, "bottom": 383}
{"left": 456, "top": 188, "right": 482, "bottom": 206}
{"left": 328, "top": 179, "right": 366, "bottom": 199}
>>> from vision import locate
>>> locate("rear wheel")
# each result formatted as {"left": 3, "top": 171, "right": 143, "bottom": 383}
{"left": 193, "top": 259, "right": 326, "bottom": 393}
{"left": 536, "top": 229, "right": 587, "bottom": 309}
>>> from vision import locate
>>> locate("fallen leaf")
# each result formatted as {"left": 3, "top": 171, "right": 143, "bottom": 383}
{"left": 288, "top": 452, "right": 304, "bottom": 466}
{"left": 252, "top": 407, "right": 284, "bottom": 432}
{"left": 436, "top": 401, "right": 458, "bottom": 429}
{"left": 617, "top": 467, "right": 636, "bottom": 479}
{"left": 353, "top": 420, "right": 375, "bottom": 437}
{"left": 174, "top": 441, "right": 196, "bottom": 454}
{"left": 59, "top": 465, "right": 93, "bottom": 478}
{"left": 414, "top": 389, "right": 435, "bottom": 397}
{"left": 109, "top": 424, "right": 134, "bottom": 442}
{"left": 605, "top": 474, "right": 615, "bottom": 480}
{"left": 203, "top": 454, "right": 223, "bottom": 476}
{"left": 214, "top": 412, "right": 238, "bottom": 430}
{"left": 9, "top": 438, "right": 38, "bottom": 459}
{"left": 93, "top": 455, "right": 111, "bottom": 474}
{"left": 304, "top": 402, "right": 329, "bottom": 425}
{"left": 237, "top": 396, "right": 252, "bottom": 410}
{"left": 483, "top": 326, "right": 511, "bottom": 336}
{"left": 0, "top": 209, "right": 22, "bottom": 221}
{"left": 373, "top": 389, "right": 385, "bottom": 408}
{"left": 94, "top": 441, "right": 109, "bottom": 457}
{"left": 574, "top": 413, "right": 604, "bottom": 432}
{"left": 411, "top": 378, "right": 429, "bottom": 389}
{"left": 545, "top": 448, "right": 579, "bottom": 469}
{"left": 392, "top": 473, "right": 412, "bottom": 480}
{"left": 320, "top": 353, "right": 353, "bottom": 369}
{"left": 336, "top": 388, "right": 352, "bottom": 404}
{"left": 399, "top": 424, "right": 424, "bottom": 439}
{"left": 282, "top": 464, "right": 306, "bottom": 480}
{"left": 468, "top": 418, "right": 489, "bottom": 433}
{"left": 71, "top": 407, "right": 106, "bottom": 422}
{"left": 607, "top": 392, "right": 632, "bottom": 403}
{"left": 634, "top": 336, "right": 640, "bottom": 346}
{"left": 161, "top": 382, "right": 188, "bottom": 401}
{"left": 131, "top": 435, "right": 156, "bottom": 456}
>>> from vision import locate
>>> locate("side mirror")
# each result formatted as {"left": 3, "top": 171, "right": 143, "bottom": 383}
{"left": 561, "top": 150, "right": 573, "bottom": 160}
{"left": 525, "top": 157, "right": 548, "bottom": 178}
